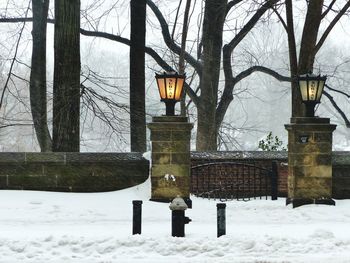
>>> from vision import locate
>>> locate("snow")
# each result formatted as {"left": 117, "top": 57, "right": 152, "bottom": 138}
{"left": 1, "top": 179, "right": 350, "bottom": 262}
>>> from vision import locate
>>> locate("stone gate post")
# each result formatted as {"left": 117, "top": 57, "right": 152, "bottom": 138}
{"left": 285, "top": 117, "right": 336, "bottom": 208}
{"left": 148, "top": 116, "right": 193, "bottom": 204}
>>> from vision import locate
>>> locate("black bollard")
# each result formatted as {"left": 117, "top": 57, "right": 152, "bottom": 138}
{"left": 271, "top": 161, "right": 278, "bottom": 200}
{"left": 217, "top": 203, "right": 226, "bottom": 238}
{"left": 132, "top": 200, "right": 143, "bottom": 235}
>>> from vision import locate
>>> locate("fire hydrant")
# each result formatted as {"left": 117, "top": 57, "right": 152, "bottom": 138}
{"left": 169, "top": 195, "right": 191, "bottom": 237}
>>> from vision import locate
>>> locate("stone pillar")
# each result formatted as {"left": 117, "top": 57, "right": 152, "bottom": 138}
{"left": 148, "top": 116, "right": 193, "bottom": 202}
{"left": 285, "top": 117, "right": 336, "bottom": 208}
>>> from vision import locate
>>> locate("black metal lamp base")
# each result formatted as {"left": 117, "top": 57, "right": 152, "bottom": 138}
{"left": 163, "top": 100, "right": 177, "bottom": 116}
{"left": 286, "top": 198, "right": 336, "bottom": 208}
{"left": 305, "top": 102, "right": 316, "bottom": 117}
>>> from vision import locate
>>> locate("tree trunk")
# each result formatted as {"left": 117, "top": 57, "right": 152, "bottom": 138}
{"left": 30, "top": 0, "right": 52, "bottom": 152}
{"left": 53, "top": 0, "right": 81, "bottom": 152}
{"left": 285, "top": 0, "right": 301, "bottom": 118}
{"left": 130, "top": 0, "right": 146, "bottom": 152}
{"left": 196, "top": 0, "right": 227, "bottom": 151}
{"left": 293, "top": 0, "right": 323, "bottom": 117}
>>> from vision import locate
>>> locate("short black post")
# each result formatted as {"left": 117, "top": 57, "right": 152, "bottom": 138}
{"left": 271, "top": 161, "right": 278, "bottom": 200}
{"left": 217, "top": 203, "right": 226, "bottom": 238}
{"left": 132, "top": 200, "right": 142, "bottom": 235}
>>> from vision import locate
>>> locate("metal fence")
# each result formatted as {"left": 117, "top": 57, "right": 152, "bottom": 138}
{"left": 191, "top": 161, "right": 278, "bottom": 201}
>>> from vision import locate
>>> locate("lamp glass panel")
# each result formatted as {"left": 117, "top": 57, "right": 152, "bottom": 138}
{"left": 165, "top": 77, "right": 176, "bottom": 99}
{"left": 316, "top": 80, "right": 325, "bottom": 101}
{"left": 299, "top": 80, "right": 308, "bottom": 101}
{"left": 308, "top": 80, "right": 317, "bottom": 101}
{"left": 157, "top": 78, "right": 166, "bottom": 99}
{"left": 174, "top": 78, "right": 184, "bottom": 100}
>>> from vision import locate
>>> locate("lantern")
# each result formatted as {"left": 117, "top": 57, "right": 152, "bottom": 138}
{"left": 155, "top": 71, "right": 185, "bottom": 116}
{"left": 298, "top": 73, "right": 327, "bottom": 117}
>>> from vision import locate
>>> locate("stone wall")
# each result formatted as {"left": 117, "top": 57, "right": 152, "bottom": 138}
{"left": 0, "top": 152, "right": 149, "bottom": 192}
{"left": 0, "top": 151, "right": 348, "bottom": 197}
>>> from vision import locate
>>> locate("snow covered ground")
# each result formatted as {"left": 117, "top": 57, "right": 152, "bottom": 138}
{"left": 1, "top": 178, "right": 350, "bottom": 262}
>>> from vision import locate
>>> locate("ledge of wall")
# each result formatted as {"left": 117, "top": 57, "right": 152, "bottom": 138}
{"left": 0, "top": 152, "right": 149, "bottom": 192}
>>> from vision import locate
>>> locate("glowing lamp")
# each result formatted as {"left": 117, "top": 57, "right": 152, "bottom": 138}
{"left": 155, "top": 71, "right": 185, "bottom": 116}
{"left": 298, "top": 73, "right": 327, "bottom": 117}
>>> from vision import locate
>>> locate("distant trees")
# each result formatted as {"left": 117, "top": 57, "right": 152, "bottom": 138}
{"left": 52, "top": 0, "right": 81, "bottom": 152}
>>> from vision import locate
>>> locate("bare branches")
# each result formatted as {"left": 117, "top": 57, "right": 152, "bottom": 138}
{"left": 0, "top": 4, "right": 30, "bottom": 111}
{"left": 315, "top": 1, "right": 350, "bottom": 55}
{"left": 80, "top": 28, "right": 200, "bottom": 105}
{"left": 146, "top": 0, "right": 202, "bottom": 75}
{"left": 270, "top": 2, "right": 287, "bottom": 31}
{"left": 0, "top": 15, "right": 200, "bottom": 106}
{"left": 323, "top": 90, "right": 350, "bottom": 128}
{"left": 321, "top": 0, "right": 337, "bottom": 19}
{"left": 224, "top": 0, "right": 280, "bottom": 55}
{"left": 222, "top": 0, "right": 280, "bottom": 87}
{"left": 80, "top": 66, "right": 130, "bottom": 145}
{"left": 325, "top": 84, "right": 350, "bottom": 98}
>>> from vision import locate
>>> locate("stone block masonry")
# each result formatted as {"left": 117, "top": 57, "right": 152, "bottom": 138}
{"left": 148, "top": 116, "right": 193, "bottom": 201}
{"left": 0, "top": 152, "right": 149, "bottom": 192}
{"left": 285, "top": 117, "right": 336, "bottom": 206}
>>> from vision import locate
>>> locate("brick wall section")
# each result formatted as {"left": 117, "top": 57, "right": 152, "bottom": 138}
{"left": 0, "top": 152, "right": 149, "bottom": 192}
{"left": 190, "top": 151, "right": 350, "bottom": 198}
{"left": 332, "top": 152, "right": 350, "bottom": 199}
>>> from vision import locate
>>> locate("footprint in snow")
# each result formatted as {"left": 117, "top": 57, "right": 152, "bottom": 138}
{"left": 29, "top": 201, "right": 42, "bottom": 205}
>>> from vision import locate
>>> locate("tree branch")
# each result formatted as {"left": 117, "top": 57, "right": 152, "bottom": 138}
{"left": 321, "top": 0, "right": 337, "bottom": 19}
{"left": 270, "top": 2, "right": 287, "bottom": 32}
{"left": 315, "top": 1, "right": 350, "bottom": 54}
{"left": 226, "top": 0, "right": 244, "bottom": 16}
{"left": 0, "top": 123, "right": 33, "bottom": 129}
{"left": 146, "top": 0, "right": 202, "bottom": 75}
{"left": 325, "top": 84, "right": 350, "bottom": 98}
{"left": 235, "top": 65, "right": 291, "bottom": 83}
{"left": 323, "top": 90, "right": 350, "bottom": 128}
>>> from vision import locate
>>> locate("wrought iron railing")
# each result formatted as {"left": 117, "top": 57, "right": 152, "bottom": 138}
{"left": 191, "top": 161, "right": 278, "bottom": 201}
